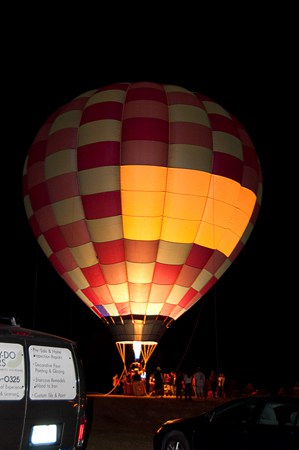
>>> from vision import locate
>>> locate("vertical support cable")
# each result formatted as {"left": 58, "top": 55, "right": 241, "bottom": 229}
{"left": 32, "top": 242, "right": 40, "bottom": 329}
{"left": 214, "top": 285, "right": 219, "bottom": 374}
{"left": 211, "top": 174, "right": 219, "bottom": 374}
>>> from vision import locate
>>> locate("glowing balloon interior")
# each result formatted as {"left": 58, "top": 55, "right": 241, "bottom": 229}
{"left": 22, "top": 82, "right": 262, "bottom": 367}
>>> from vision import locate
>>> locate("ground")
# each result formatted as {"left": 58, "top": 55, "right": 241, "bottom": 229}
{"left": 85, "top": 394, "right": 225, "bottom": 450}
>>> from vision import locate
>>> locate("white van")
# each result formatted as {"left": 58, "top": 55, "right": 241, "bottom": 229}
{"left": 0, "top": 318, "right": 91, "bottom": 449}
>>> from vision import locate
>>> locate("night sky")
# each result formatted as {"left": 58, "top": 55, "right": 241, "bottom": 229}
{"left": 3, "top": 19, "right": 297, "bottom": 392}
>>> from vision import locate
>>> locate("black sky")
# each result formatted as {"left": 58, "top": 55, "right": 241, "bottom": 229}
{"left": 2, "top": 17, "right": 297, "bottom": 391}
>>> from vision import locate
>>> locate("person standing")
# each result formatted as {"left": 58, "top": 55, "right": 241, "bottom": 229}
{"left": 112, "top": 374, "right": 120, "bottom": 393}
{"left": 217, "top": 372, "right": 226, "bottom": 398}
{"left": 175, "top": 370, "right": 184, "bottom": 399}
{"left": 154, "top": 367, "right": 164, "bottom": 397}
{"left": 194, "top": 367, "right": 205, "bottom": 399}
{"left": 209, "top": 369, "right": 218, "bottom": 398}
{"left": 183, "top": 371, "right": 193, "bottom": 400}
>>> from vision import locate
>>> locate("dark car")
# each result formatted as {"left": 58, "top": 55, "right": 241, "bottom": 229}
{"left": 153, "top": 395, "right": 299, "bottom": 450}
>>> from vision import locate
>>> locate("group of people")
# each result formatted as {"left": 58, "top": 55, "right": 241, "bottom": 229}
{"left": 146, "top": 366, "right": 227, "bottom": 399}
{"left": 112, "top": 364, "right": 230, "bottom": 399}
{"left": 149, "top": 367, "right": 229, "bottom": 399}
{"left": 174, "top": 368, "right": 209, "bottom": 400}
{"left": 112, "top": 361, "right": 148, "bottom": 396}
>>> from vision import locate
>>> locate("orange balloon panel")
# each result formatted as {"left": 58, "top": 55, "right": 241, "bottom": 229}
{"left": 22, "top": 82, "right": 263, "bottom": 343}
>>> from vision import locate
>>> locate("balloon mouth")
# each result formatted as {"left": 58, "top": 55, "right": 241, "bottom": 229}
{"left": 115, "top": 341, "right": 159, "bottom": 369}
{"left": 107, "top": 317, "right": 171, "bottom": 369}
{"left": 107, "top": 316, "right": 170, "bottom": 343}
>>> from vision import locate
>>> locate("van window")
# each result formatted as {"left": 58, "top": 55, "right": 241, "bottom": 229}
{"left": 29, "top": 345, "right": 76, "bottom": 400}
{"left": 0, "top": 342, "right": 25, "bottom": 400}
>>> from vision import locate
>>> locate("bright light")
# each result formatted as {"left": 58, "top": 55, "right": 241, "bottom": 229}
{"left": 133, "top": 341, "right": 141, "bottom": 360}
{"left": 30, "top": 424, "right": 58, "bottom": 445}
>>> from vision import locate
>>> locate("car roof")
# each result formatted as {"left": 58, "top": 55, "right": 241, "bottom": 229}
{"left": 212, "top": 396, "right": 299, "bottom": 411}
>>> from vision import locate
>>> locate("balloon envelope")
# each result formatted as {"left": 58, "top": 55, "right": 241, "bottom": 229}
{"left": 23, "top": 82, "right": 262, "bottom": 346}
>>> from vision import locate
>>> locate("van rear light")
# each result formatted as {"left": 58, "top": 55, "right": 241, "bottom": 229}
{"left": 77, "top": 417, "right": 87, "bottom": 446}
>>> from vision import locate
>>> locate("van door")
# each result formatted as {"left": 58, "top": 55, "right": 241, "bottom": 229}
{"left": 20, "top": 343, "right": 83, "bottom": 448}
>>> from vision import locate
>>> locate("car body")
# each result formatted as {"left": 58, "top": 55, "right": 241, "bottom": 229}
{"left": 0, "top": 319, "right": 92, "bottom": 449}
{"left": 153, "top": 395, "right": 299, "bottom": 450}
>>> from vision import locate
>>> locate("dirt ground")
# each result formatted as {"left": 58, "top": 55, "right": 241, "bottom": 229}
{"left": 85, "top": 394, "right": 225, "bottom": 450}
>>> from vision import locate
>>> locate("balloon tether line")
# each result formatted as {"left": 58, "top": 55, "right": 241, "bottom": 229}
{"left": 104, "top": 366, "right": 127, "bottom": 396}
{"left": 211, "top": 175, "right": 219, "bottom": 374}
{"left": 175, "top": 298, "right": 205, "bottom": 372}
{"left": 214, "top": 285, "right": 219, "bottom": 374}
{"left": 32, "top": 241, "right": 40, "bottom": 329}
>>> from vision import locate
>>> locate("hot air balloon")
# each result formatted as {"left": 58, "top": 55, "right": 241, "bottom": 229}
{"left": 22, "top": 82, "right": 262, "bottom": 372}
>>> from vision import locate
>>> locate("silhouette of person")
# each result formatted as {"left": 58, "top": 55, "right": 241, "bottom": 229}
{"left": 194, "top": 367, "right": 205, "bottom": 399}
{"left": 184, "top": 371, "right": 193, "bottom": 400}
{"left": 175, "top": 371, "right": 184, "bottom": 399}
{"left": 154, "top": 367, "right": 164, "bottom": 397}
{"left": 209, "top": 369, "right": 218, "bottom": 398}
